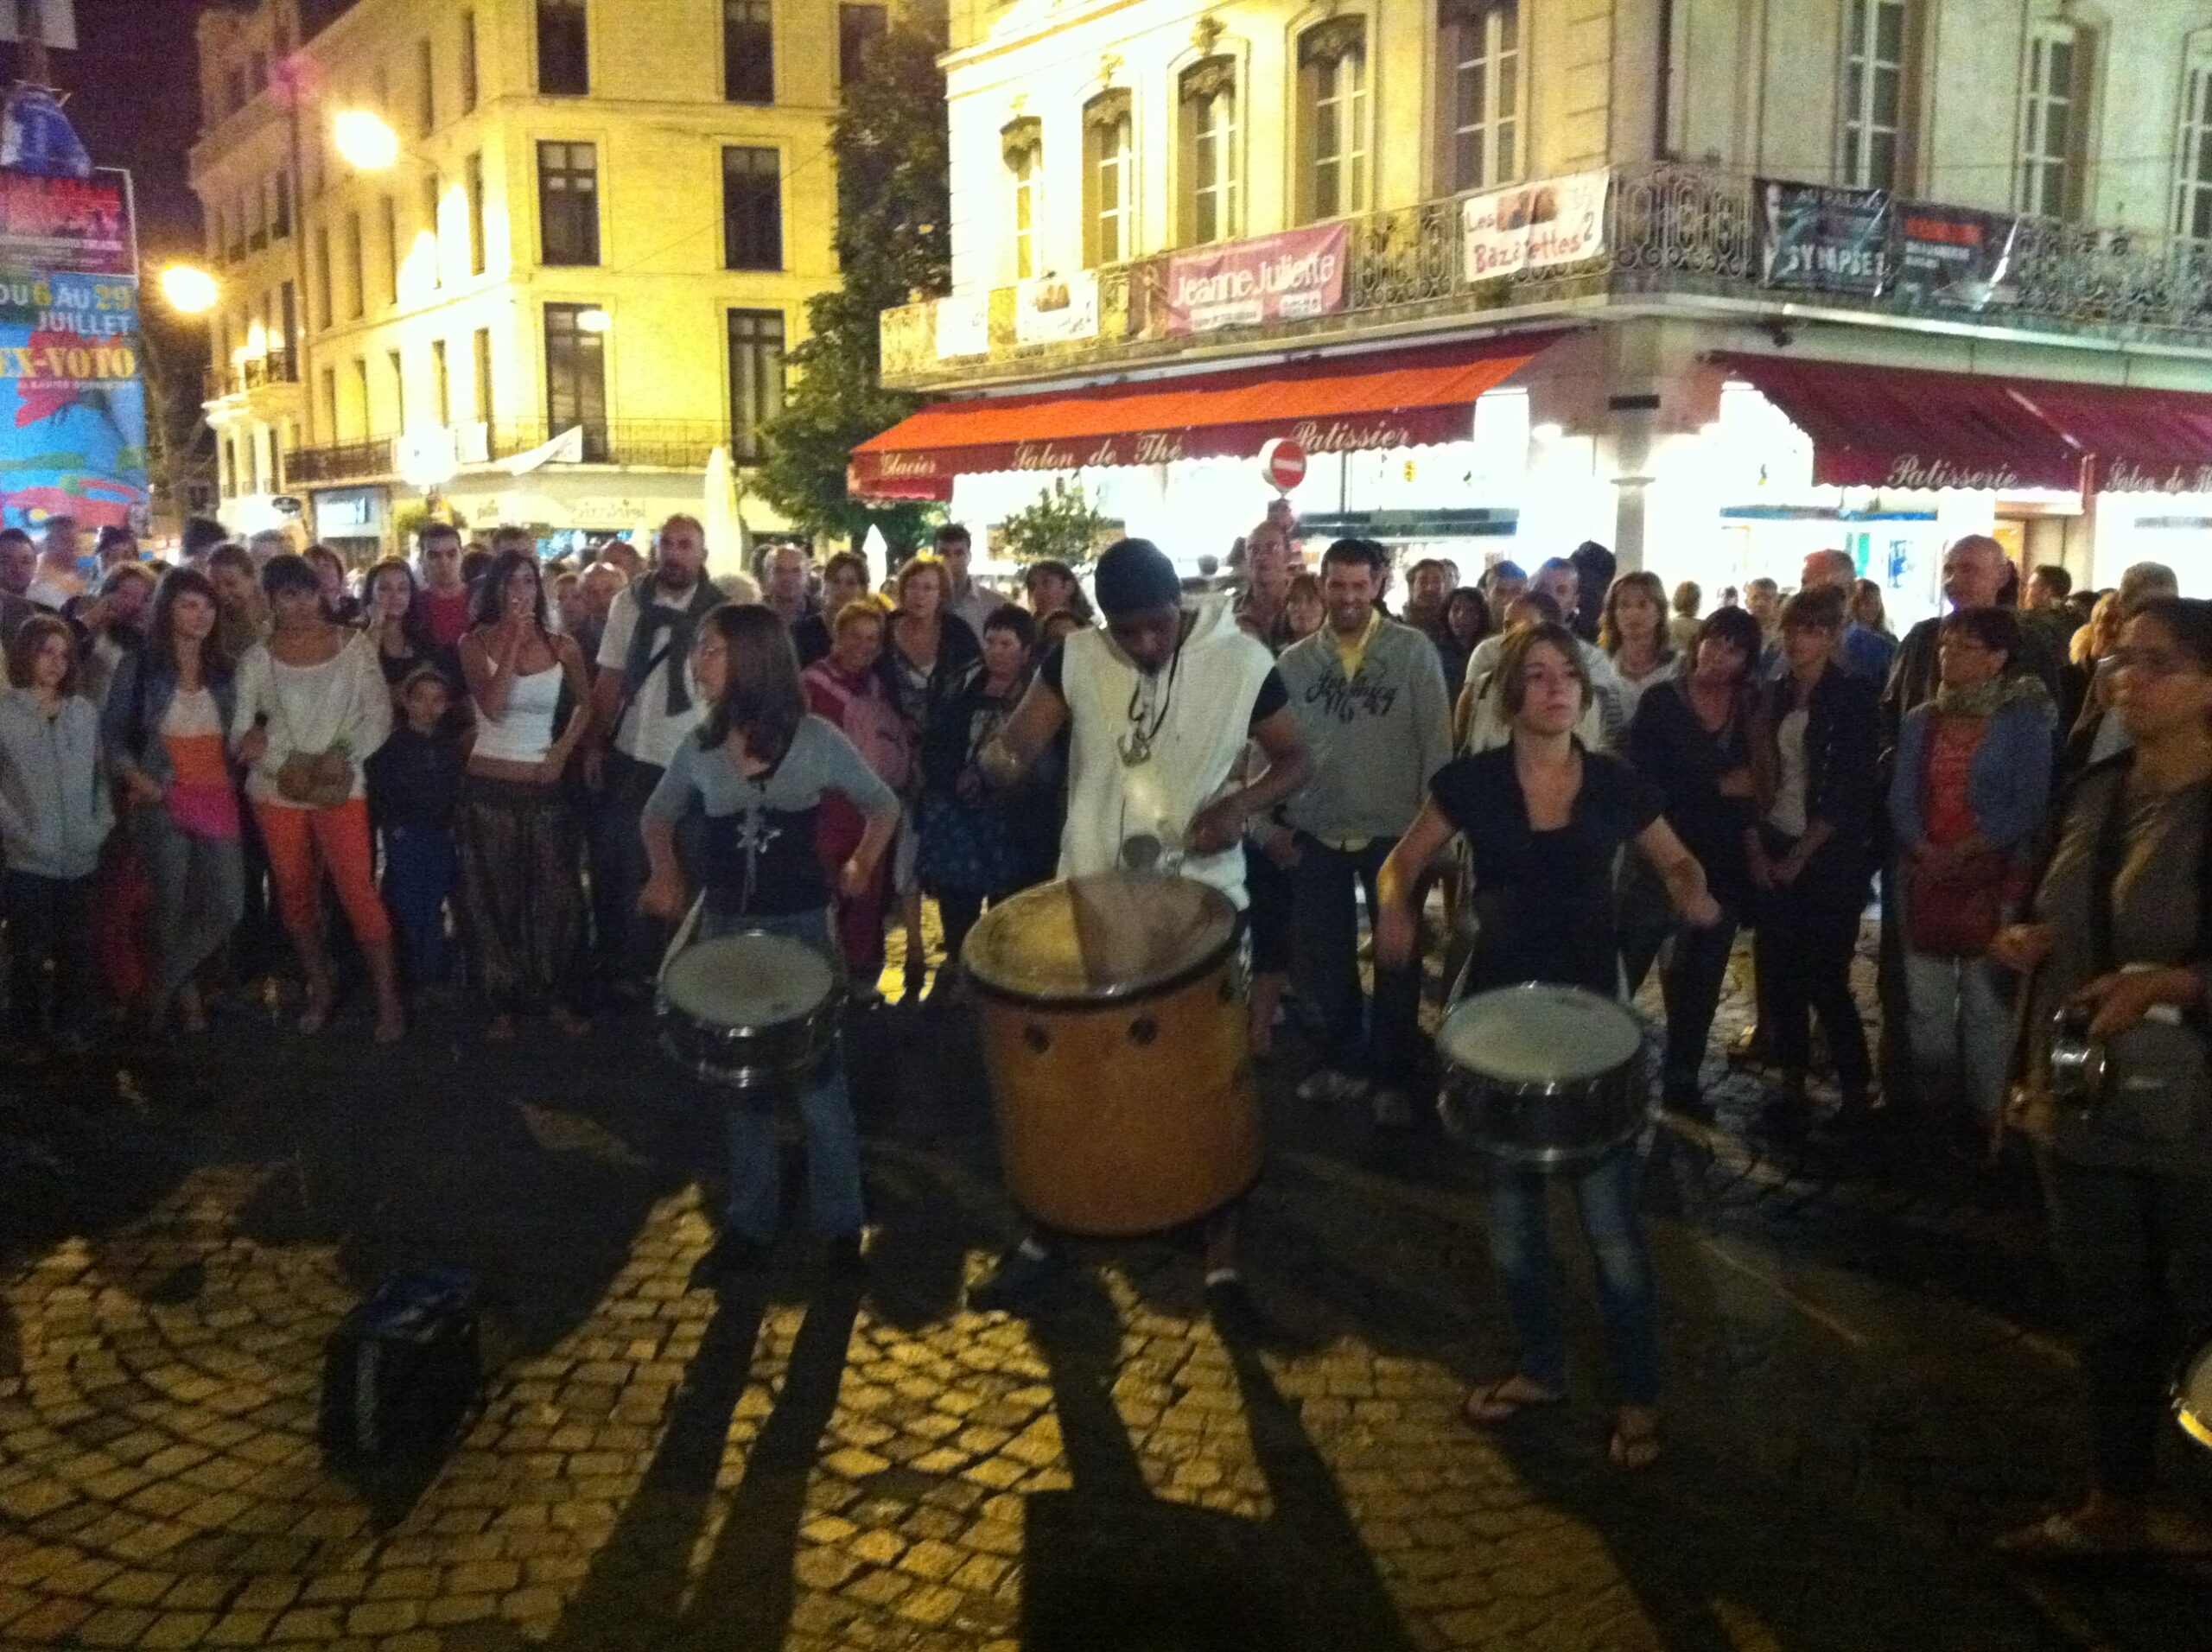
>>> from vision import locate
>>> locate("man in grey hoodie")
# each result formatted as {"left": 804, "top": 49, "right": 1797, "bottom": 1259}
{"left": 1277, "top": 538, "right": 1454, "bottom": 1124}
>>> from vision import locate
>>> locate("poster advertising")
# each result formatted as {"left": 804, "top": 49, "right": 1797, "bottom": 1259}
{"left": 1013, "top": 270, "right": 1100, "bottom": 346}
{"left": 1895, "top": 201, "right": 2018, "bottom": 310}
{"left": 1758, "top": 180, "right": 1892, "bottom": 295}
{"left": 1165, "top": 222, "right": 1348, "bottom": 335}
{"left": 1460, "top": 168, "right": 1610, "bottom": 281}
{"left": 0, "top": 168, "right": 130, "bottom": 276}
{"left": 0, "top": 269, "right": 149, "bottom": 531}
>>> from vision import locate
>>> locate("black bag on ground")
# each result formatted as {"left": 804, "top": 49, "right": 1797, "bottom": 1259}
{"left": 318, "top": 1267, "right": 482, "bottom": 1465}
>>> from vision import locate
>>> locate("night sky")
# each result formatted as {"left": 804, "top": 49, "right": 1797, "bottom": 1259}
{"left": 3, "top": 0, "right": 211, "bottom": 260}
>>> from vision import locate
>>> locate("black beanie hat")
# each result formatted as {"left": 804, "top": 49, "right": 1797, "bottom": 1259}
{"left": 1092, "top": 538, "right": 1181, "bottom": 618}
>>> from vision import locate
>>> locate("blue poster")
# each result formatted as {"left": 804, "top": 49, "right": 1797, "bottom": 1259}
{"left": 0, "top": 268, "right": 148, "bottom": 532}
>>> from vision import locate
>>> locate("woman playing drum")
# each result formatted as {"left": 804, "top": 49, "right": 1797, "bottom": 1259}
{"left": 640, "top": 604, "right": 900, "bottom": 1273}
{"left": 1992, "top": 597, "right": 2212, "bottom": 1559}
{"left": 1375, "top": 620, "right": 1720, "bottom": 1471}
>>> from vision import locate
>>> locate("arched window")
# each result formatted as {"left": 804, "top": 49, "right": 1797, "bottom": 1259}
{"left": 1840, "top": 0, "right": 1909, "bottom": 190}
{"left": 1179, "top": 57, "right": 1239, "bottom": 245}
{"left": 2174, "top": 35, "right": 2212, "bottom": 241}
{"left": 1002, "top": 118, "right": 1043, "bottom": 279}
{"left": 1297, "top": 19, "right": 1368, "bottom": 222}
{"left": 1084, "top": 90, "right": 1134, "bottom": 267}
{"left": 1439, "top": 0, "right": 1518, "bottom": 194}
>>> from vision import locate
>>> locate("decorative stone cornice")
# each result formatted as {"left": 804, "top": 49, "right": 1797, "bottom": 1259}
{"left": 1179, "top": 54, "right": 1236, "bottom": 105}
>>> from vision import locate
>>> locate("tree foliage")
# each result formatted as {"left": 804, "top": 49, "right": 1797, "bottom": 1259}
{"left": 996, "top": 479, "right": 1112, "bottom": 567}
{"left": 754, "top": 24, "right": 949, "bottom": 552}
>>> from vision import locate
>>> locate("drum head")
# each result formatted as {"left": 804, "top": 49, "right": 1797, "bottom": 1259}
{"left": 1438, "top": 983, "right": 1642, "bottom": 1084}
{"left": 663, "top": 932, "right": 836, "bottom": 1027}
{"left": 963, "top": 871, "right": 1239, "bottom": 1006}
{"left": 2178, "top": 1339, "right": 2212, "bottom": 1452}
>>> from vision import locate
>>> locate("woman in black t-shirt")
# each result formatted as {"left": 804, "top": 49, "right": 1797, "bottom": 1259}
{"left": 1375, "top": 621, "right": 1719, "bottom": 1471}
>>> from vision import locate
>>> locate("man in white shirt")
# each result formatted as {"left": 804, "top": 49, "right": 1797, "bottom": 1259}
{"left": 586, "top": 514, "right": 721, "bottom": 988}
{"left": 934, "top": 523, "right": 998, "bottom": 637}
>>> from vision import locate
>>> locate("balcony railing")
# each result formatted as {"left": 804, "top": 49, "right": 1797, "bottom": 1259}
{"left": 283, "top": 419, "right": 737, "bottom": 486}
{"left": 203, "top": 351, "right": 300, "bottom": 402}
{"left": 880, "top": 162, "right": 2212, "bottom": 388}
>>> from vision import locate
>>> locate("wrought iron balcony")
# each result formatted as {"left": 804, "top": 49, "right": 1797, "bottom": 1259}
{"left": 203, "top": 351, "right": 301, "bottom": 402}
{"left": 283, "top": 419, "right": 736, "bottom": 486}
{"left": 880, "top": 162, "right": 2212, "bottom": 391}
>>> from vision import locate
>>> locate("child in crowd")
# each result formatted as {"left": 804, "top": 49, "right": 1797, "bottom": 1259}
{"left": 368, "top": 666, "right": 463, "bottom": 994}
{"left": 0, "top": 614, "right": 114, "bottom": 1055}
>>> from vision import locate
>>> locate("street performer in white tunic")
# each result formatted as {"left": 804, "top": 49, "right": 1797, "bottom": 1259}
{"left": 966, "top": 537, "right": 1313, "bottom": 1317}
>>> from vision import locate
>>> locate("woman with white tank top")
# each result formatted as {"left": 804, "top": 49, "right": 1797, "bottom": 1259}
{"left": 457, "top": 549, "right": 594, "bottom": 1042}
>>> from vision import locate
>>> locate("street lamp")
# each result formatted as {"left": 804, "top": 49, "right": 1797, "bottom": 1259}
{"left": 159, "top": 264, "right": 220, "bottom": 315}
{"left": 332, "top": 109, "right": 399, "bottom": 171}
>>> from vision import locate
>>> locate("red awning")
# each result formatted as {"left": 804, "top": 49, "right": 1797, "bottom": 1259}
{"left": 1710, "top": 353, "right": 2089, "bottom": 493}
{"left": 2006, "top": 382, "right": 2212, "bottom": 494}
{"left": 849, "top": 333, "right": 1565, "bottom": 500}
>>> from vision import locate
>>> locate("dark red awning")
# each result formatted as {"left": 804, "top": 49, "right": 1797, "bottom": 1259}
{"left": 2006, "top": 382, "right": 2212, "bottom": 494}
{"left": 850, "top": 333, "right": 1566, "bottom": 501}
{"left": 1710, "top": 353, "right": 2089, "bottom": 493}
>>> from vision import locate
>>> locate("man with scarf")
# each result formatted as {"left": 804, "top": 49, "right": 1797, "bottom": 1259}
{"left": 587, "top": 514, "right": 724, "bottom": 992}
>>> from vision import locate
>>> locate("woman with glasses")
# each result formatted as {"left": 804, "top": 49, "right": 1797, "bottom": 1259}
{"left": 1993, "top": 597, "right": 2212, "bottom": 1558}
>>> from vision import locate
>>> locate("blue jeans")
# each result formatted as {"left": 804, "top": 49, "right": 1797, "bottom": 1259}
{"left": 1484, "top": 1147, "right": 1662, "bottom": 1405}
{"left": 134, "top": 805, "right": 245, "bottom": 1011}
{"left": 697, "top": 906, "right": 865, "bottom": 1243}
{"left": 381, "top": 824, "right": 455, "bottom": 986}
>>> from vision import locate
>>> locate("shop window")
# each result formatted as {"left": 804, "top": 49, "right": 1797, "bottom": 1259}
{"left": 474, "top": 327, "right": 495, "bottom": 425}
{"left": 2018, "top": 21, "right": 2094, "bottom": 220}
{"left": 1297, "top": 19, "right": 1368, "bottom": 223}
{"left": 314, "top": 226, "right": 333, "bottom": 328}
{"left": 1083, "top": 91, "right": 1133, "bottom": 268}
{"left": 839, "top": 4, "right": 886, "bottom": 86}
{"left": 2174, "top": 39, "right": 2212, "bottom": 242}
{"left": 722, "top": 147, "right": 784, "bottom": 270}
{"left": 544, "top": 303, "right": 608, "bottom": 459}
{"left": 467, "top": 152, "right": 487, "bottom": 276}
{"left": 422, "top": 171, "right": 442, "bottom": 287}
{"left": 461, "top": 10, "right": 479, "bottom": 112}
{"left": 728, "top": 309, "right": 785, "bottom": 462}
{"left": 726, "top": 0, "right": 774, "bottom": 105}
{"left": 380, "top": 195, "right": 399, "bottom": 304}
{"left": 1179, "top": 57, "right": 1239, "bottom": 246}
{"left": 1439, "top": 0, "right": 1518, "bottom": 194}
{"left": 537, "top": 140, "right": 600, "bottom": 267}
{"left": 1841, "top": 0, "right": 1909, "bottom": 191}
{"left": 537, "top": 0, "right": 588, "bottom": 97}
{"left": 1003, "top": 118, "right": 1042, "bottom": 279}
{"left": 344, "top": 211, "right": 365, "bottom": 319}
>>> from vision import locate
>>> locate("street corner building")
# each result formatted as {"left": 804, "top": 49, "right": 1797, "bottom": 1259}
{"left": 861, "top": 0, "right": 2212, "bottom": 623}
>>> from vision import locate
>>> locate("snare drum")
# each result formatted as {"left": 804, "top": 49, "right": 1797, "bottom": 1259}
{"left": 964, "top": 870, "right": 1262, "bottom": 1237}
{"left": 2176, "top": 1337, "right": 2212, "bottom": 1452}
{"left": 658, "top": 930, "right": 842, "bottom": 1089}
{"left": 1436, "top": 983, "right": 1649, "bottom": 1166}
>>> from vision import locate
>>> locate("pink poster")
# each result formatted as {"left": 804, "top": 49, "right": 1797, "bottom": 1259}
{"left": 1165, "top": 223, "right": 1348, "bottom": 336}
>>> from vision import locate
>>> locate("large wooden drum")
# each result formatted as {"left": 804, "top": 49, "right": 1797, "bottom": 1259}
{"left": 963, "top": 870, "right": 1262, "bottom": 1237}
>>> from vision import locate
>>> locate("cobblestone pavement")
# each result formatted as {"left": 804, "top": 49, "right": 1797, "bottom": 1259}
{"left": 2, "top": 931, "right": 2208, "bottom": 1650}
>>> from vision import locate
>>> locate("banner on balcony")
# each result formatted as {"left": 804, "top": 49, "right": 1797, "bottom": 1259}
{"left": 1165, "top": 223, "right": 1348, "bottom": 335}
{"left": 0, "top": 267, "right": 147, "bottom": 531}
{"left": 0, "top": 168, "right": 130, "bottom": 276}
{"left": 1014, "top": 271, "right": 1099, "bottom": 346}
{"left": 1894, "top": 203, "right": 2018, "bottom": 310}
{"left": 1460, "top": 168, "right": 1609, "bottom": 281}
{"left": 1757, "top": 180, "right": 1892, "bottom": 296}
{"left": 934, "top": 292, "right": 989, "bottom": 360}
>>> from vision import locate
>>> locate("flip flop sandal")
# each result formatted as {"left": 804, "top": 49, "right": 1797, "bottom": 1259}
{"left": 1993, "top": 1512, "right": 2149, "bottom": 1560}
{"left": 1461, "top": 1379, "right": 1565, "bottom": 1427}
